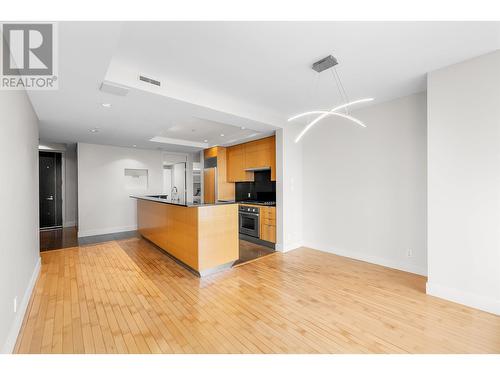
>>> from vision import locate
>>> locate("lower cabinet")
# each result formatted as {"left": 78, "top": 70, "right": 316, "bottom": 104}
{"left": 260, "top": 206, "right": 276, "bottom": 243}
{"left": 260, "top": 223, "right": 276, "bottom": 243}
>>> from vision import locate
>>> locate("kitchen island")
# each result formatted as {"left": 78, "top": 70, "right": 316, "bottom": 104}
{"left": 131, "top": 195, "right": 239, "bottom": 276}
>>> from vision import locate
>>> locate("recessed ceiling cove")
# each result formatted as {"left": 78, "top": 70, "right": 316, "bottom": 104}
{"left": 28, "top": 21, "right": 500, "bottom": 151}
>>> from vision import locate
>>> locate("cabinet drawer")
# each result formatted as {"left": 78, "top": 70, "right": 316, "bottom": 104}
{"left": 262, "top": 217, "right": 276, "bottom": 226}
{"left": 260, "top": 224, "right": 276, "bottom": 243}
{"left": 261, "top": 207, "right": 276, "bottom": 219}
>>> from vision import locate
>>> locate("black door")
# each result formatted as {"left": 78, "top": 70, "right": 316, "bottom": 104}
{"left": 39, "top": 152, "right": 62, "bottom": 228}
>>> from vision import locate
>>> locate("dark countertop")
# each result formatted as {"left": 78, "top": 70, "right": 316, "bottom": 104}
{"left": 237, "top": 202, "right": 276, "bottom": 207}
{"left": 130, "top": 195, "right": 237, "bottom": 208}
{"left": 236, "top": 201, "right": 277, "bottom": 207}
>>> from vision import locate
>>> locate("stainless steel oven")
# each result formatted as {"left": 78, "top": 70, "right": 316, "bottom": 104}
{"left": 239, "top": 205, "right": 260, "bottom": 238}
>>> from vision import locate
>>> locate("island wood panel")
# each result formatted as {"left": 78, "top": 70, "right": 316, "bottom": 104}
{"left": 15, "top": 241, "right": 500, "bottom": 354}
{"left": 137, "top": 199, "right": 199, "bottom": 270}
{"left": 137, "top": 199, "right": 239, "bottom": 273}
{"left": 197, "top": 204, "right": 239, "bottom": 271}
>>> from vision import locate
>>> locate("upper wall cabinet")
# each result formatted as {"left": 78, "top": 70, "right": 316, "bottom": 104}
{"left": 203, "top": 147, "right": 218, "bottom": 160}
{"left": 227, "top": 135, "right": 276, "bottom": 182}
{"left": 244, "top": 137, "right": 273, "bottom": 169}
{"left": 226, "top": 144, "right": 251, "bottom": 182}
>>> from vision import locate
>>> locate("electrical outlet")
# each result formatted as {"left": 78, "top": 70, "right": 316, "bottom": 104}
{"left": 407, "top": 249, "right": 413, "bottom": 257}
{"left": 13, "top": 296, "right": 17, "bottom": 313}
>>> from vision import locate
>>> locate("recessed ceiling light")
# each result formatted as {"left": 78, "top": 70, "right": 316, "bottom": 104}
{"left": 241, "top": 126, "right": 246, "bottom": 130}
{"left": 101, "top": 103, "right": 112, "bottom": 108}
{"left": 132, "top": 145, "right": 137, "bottom": 148}
{"left": 89, "top": 128, "right": 99, "bottom": 133}
{"left": 220, "top": 133, "right": 225, "bottom": 137}
{"left": 204, "top": 139, "right": 208, "bottom": 143}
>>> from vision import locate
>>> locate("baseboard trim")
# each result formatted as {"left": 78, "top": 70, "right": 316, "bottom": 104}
{"left": 283, "top": 242, "right": 303, "bottom": 253}
{"left": 275, "top": 241, "right": 302, "bottom": 253}
{"left": 426, "top": 281, "right": 500, "bottom": 316}
{"left": 303, "top": 242, "right": 427, "bottom": 276}
{"left": 78, "top": 225, "right": 138, "bottom": 238}
{"left": 2, "top": 256, "right": 41, "bottom": 353}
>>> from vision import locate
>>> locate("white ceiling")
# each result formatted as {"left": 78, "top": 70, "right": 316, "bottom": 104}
{"left": 29, "top": 21, "right": 500, "bottom": 152}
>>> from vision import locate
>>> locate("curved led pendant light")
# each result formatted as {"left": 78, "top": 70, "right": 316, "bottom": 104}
{"left": 291, "top": 98, "right": 374, "bottom": 143}
{"left": 288, "top": 55, "right": 374, "bottom": 143}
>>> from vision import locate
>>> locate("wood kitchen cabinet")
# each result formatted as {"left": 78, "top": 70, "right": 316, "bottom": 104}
{"left": 203, "top": 147, "right": 218, "bottom": 159}
{"left": 270, "top": 136, "right": 276, "bottom": 181}
{"left": 260, "top": 206, "right": 276, "bottom": 243}
{"left": 226, "top": 135, "right": 276, "bottom": 182}
{"left": 241, "top": 203, "right": 276, "bottom": 244}
{"left": 227, "top": 144, "right": 252, "bottom": 182}
{"left": 244, "top": 137, "right": 273, "bottom": 169}
{"left": 203, "top": 146, "right": 235, "bottom": 202}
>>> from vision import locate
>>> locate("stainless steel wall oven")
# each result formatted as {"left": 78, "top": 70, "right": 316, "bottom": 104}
{"left": 239, "top": 205, "right": 260, "bottom": 238}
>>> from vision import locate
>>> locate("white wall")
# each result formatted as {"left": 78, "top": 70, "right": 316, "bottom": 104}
{"left": 0, "top": 90, "right": 41, "bottom": 353}
{"left": 427, "top": 50, "right": 500, "bottom": 315}
{"left": 172, "top": 162, "right": 186, "bottom": 200}
{"left": 276, "top": 126, "right": 304, "bottom": 252}
{"left": 162, "top": 168, "right": 172, "bottom": 195}
{"left": 77, "top": 143, "right": 163, "bottom": 237}
{"left": 301, "top": 93, "right": 428, "bottom": 275}
{"left": 162, "top": 151, "right": 193, "bottom": 201}
{"left": 186, "top": 153, "right": 195, "bottom": 201}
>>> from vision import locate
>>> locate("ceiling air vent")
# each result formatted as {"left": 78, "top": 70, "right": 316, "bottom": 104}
{"left": 139, "top": 75, "right": 161, "bottom": 87}
{"left": 99, "top": 81, "right": 129, "bottom": 96}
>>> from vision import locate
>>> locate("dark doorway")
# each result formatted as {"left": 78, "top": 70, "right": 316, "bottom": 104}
{"left": 39, "top": 151, "right": 62, "bottom": 229}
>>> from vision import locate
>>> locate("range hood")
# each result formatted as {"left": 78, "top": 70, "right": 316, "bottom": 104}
{"left": 245, "top": 166, "right": 271, "bottom": 172}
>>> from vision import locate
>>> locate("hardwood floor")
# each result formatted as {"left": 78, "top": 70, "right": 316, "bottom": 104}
{"left": 40, "top": 227, "right": 272, "bottom": 264}
{"left": 234, "top": 239, "right": 275, "bottom": 266}
{"left": 40, "top": 227, "right": 79, "bottom": 251}
{"left": 40, "top": 227, "right": 140, "bottom": 251}
{"left": 15, "top": 237, "right": 500, "bottom": 353}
